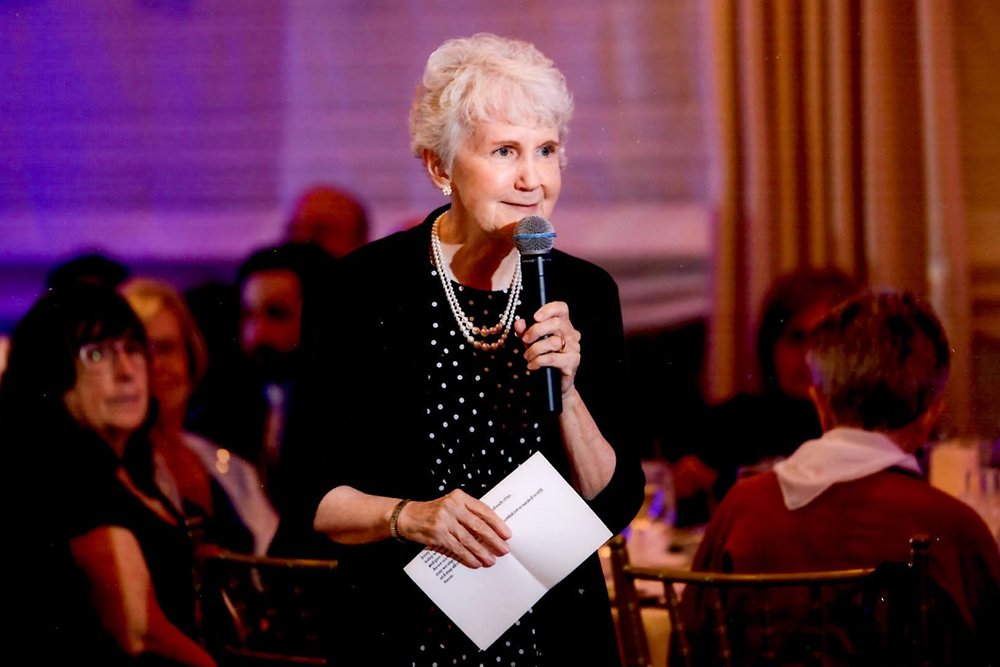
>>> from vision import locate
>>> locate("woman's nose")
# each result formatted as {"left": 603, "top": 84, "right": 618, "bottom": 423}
{"left": 113, "top": 348, "right": 141, "bottom": 378}
{"left": 516, "top": 156, "right": 541, "bottom": 190}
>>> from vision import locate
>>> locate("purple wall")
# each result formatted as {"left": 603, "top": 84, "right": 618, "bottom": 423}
{"left": 1, "top": 1, "right": 711, "bottom": 332}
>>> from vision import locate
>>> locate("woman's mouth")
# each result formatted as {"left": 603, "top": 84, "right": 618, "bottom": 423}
{"left": 504, "top": 201, "right": 540, "bottom": 212}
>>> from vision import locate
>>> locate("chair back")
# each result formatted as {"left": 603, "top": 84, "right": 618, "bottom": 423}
{"left": 200, "top": 551, "right": 341, "bottom": 666}
{"left": 609, "top": 534, "right": 931, "bottom": 667}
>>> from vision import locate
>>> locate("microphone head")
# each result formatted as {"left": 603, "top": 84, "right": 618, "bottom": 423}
{"left": 513, "top": 216, "right": 556, "bottom": 256}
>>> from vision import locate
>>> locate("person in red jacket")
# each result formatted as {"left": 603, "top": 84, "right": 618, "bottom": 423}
{"left": 683, "top": 290, "right": 1000, "bottom": 666}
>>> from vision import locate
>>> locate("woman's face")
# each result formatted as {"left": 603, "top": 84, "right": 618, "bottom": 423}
{"left": 772, "top": 302, "right": 832, "bottom": 401}
{"left": 447, "top": 120, "right": 562, "bottom": 237}
{"left": 144, "top": 307, "right": 192, "bottom": 416}
{"left": 63, "top": 336, "right": 149, "bottom": 442}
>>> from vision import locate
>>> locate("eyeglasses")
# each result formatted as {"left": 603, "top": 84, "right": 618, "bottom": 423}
{"left": 78, "top": 339, "right": 146, "bottom": 370}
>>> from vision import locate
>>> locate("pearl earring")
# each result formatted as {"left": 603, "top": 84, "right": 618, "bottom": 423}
{"left": 441, "top": 184, "right": 452, "bottom": 197}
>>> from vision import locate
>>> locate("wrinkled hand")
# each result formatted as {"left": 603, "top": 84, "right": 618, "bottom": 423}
{"left": 514, "top": 301, "right": 582, "bottom": 399}
{"left": 396, "top": 490, "right": 512, "bottom": 568}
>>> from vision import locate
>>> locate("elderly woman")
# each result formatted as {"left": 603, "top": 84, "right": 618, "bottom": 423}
{"left": 283, "top": 34, "right": 643, "bottom": 664}
{"left": 0, "top": 284, "right": 215, "bottom": 666}
{"left": 121, "top": 278, "right": 279, "bottom": 555}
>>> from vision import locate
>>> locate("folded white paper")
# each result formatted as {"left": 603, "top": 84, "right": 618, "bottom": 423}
{"left": 403, "top": 451, "right": 612, "bottom": 651}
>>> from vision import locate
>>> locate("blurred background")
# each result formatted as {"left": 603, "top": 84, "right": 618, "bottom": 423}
{"left": 2, "top": 0, "right": 998, "bottom": 445}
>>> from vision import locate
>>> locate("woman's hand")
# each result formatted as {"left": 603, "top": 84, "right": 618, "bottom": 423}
{"left": 514, "top": 301, "right": 582, "bottom": 400}
{"left": 396, "top": 490, "right": 511, "bottom": 569}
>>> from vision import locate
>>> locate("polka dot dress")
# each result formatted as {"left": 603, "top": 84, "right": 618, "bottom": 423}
{"left": 413, "top": 261, "right": 549, "bottom": 666}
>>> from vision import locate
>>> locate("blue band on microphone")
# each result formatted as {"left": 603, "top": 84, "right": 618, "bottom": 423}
{"left": 512, "top": 232, "right": 557, "bottom": 240}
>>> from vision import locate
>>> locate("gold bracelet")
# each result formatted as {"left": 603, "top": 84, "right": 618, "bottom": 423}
{"left": 389, "top": 498, "right": 412, "bottom": 543}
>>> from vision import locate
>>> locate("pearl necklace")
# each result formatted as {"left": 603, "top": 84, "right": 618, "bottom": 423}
{"left": 430, "top": 213, "right": 522, "bottom": 350}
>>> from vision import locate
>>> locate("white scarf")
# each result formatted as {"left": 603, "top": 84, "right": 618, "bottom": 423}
{"left": 773, "top": 427, "right": 922, "bottom": 511}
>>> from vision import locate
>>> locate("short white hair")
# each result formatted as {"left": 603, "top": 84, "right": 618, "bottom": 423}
{"left": 409, "top": 33, "right": 574, "bottom": 172}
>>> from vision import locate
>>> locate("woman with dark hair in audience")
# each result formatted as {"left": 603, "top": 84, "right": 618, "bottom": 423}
{"left": 672, "top": 268, "right": 860, "bottom": 523}
{"left": 0, "top": 284, "right": 215, "bottom": 666}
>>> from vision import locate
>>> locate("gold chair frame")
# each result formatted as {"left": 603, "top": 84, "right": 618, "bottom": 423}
{"left": 201, "top": 552, "right": 341, "bottom": 666}
{"left": 609, "top": 534, "right": 931, "bottom": 667}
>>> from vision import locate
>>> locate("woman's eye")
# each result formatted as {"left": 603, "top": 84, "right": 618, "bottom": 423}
{"left": 495, "top": 146, "right": 512, "bottom": 157}
{"left": 539, "top": 145, "right": 555, "bottom": 157}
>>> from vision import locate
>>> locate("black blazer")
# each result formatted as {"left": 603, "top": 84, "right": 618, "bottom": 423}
{"left": 279, "top": 206, "right": 644, "bottom": 663}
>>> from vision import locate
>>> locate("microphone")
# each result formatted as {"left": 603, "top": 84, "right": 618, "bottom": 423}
{"left": 514, "top": 215, "right": 561, "bottom": 415}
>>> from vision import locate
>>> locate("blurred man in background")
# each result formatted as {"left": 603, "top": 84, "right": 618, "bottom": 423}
{"left": 187, "top": 243, "right": 335, "bottom": 521}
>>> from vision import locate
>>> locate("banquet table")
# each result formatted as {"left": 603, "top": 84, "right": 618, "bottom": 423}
{"left": 929, "top": 439, "right": 1000, "bottom": 544}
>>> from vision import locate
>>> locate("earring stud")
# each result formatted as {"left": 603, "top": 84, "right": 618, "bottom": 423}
{"left": 441, "top": 184, "right": 452, "bottom": 197}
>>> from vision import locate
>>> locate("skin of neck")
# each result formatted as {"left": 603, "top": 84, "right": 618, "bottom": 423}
{"left": 437, "top": 211, "right": 520, "bottom": 290}
{"left": 809, "top": 385, "right": 945, "bottom": 454}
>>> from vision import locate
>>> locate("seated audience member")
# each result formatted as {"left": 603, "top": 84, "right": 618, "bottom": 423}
{"left": 285, "top": 185, "right": 369, "bottom": 258}
{"left": 682, "top": 290, "right": 1000, "bottom": 665}
{"left": 185, "top": 243, "right": 335, "bottom": 520}
{"left": 0, "top": 284, "right": 215, "bottom": 666}
{"left": 121, "top": 278, "right": 279, "bottom": 555}
{"left": 672, "top": 268, "right": 859, "bottom": 523}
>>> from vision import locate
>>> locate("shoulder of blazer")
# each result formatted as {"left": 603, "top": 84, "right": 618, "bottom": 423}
{"left": 340, "top": 223, "right": 431, "bottom": 284}
{"left": 548, "top": 248, "right": 620, "bottom": 304}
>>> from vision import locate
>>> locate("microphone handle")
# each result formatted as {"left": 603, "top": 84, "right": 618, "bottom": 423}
{"left": 521, "top": 254, "right": 562, "bottom": 415}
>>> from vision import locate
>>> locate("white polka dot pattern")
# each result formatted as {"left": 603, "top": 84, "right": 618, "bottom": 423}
{"left": 413, "top": 262, "right": 548, "bottom": 666}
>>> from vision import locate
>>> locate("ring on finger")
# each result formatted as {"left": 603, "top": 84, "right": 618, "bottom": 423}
{"left": 559, "top": 336, "right": 566, "bottom": 353}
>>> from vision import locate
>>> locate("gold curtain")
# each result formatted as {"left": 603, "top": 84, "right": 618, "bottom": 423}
{"left": 701, "top": 0, "right": 974, "bottom": 435}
